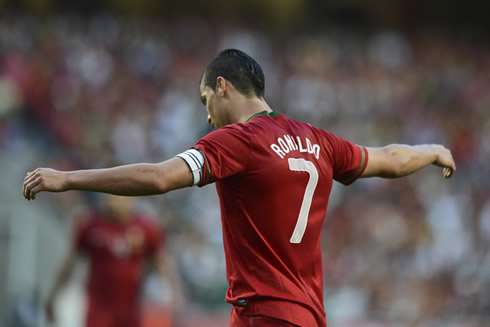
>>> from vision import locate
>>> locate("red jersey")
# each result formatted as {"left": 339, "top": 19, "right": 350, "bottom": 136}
{"left": 180, "top": 111, "right": 368, "bottom": 326}
{"left": 74, "top": 213, "right": 162, "bottom": 313}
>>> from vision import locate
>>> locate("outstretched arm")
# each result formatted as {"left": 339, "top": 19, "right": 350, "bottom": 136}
{"left": 23, "top": 157, "right": 193, "bottom": 200}
{"left": 361, "top": 144, "right": 456, "bottom": 179}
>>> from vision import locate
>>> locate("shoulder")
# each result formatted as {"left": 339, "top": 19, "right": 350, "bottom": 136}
{"left": 283, "top": 116, "right": 335, "bottom": 142}
{"left": 204, "top": 122, "right": 255, "bottom": 139}
{"left": 197, "top": 122, "right": 256, "bottom": 149}
{"left": 295, "top": 120, "right": 344, "bottom": 143}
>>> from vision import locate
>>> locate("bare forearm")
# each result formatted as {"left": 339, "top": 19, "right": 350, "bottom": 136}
{"left": 24, "top": 157, "right": 193, "bottom": 200}
{"left": 363, "top": 144, "right": 455, "bottom": 179}
{"left": 65, "top": 164, "right": 165, "bottom": 196}
{"left": 385, "top": 144, "right": 438, "bottom": 177}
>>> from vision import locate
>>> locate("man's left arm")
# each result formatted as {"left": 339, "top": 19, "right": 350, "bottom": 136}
{"left": 361, "top": 144, "right": 456, "bottom": 179}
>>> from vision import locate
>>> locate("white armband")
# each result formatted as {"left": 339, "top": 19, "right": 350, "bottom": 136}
{"left": 176, "top": 149, "right": 204, "bottom": 186}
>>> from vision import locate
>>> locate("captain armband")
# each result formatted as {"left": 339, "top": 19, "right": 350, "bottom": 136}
{"left": 176, "top": 149, "right": 204, "bottom": 186}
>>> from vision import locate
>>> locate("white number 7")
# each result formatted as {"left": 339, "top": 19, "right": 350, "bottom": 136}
{"left": 288, "top": 158, "right": 319, "bottom": 244}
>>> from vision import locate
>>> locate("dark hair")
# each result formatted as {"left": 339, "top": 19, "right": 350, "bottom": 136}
{"left": 201, "top": 49, "right": 265, "bottom": 98}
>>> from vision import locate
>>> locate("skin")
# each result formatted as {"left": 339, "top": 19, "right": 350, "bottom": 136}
{"left": 22, "top": 76, "right": 456, "bottom": 200}
{"left": 105, "top": 194, "right": 134, "bottom": 222}
{"left": 200, "top": 76, "right": 273, "bottom": 129}
{"left": 362, "top": 144, "right": 455, "bottom": 179}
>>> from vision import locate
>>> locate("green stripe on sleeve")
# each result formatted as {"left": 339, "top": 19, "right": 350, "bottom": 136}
{"left": 342, "top": 145, "right": 366, "bottom": 184}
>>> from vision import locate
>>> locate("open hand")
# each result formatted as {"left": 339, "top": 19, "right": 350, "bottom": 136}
{"left": 23, "top": 168, "right": 67, "bottom": 200}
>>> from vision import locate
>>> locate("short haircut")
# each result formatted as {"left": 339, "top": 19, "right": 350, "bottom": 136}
{"left": 201, "top": 49, "right": 265, "bottom": 98}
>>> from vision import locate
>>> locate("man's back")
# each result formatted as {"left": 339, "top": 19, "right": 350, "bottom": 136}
{"left": 192, "top": 111, "right": 368, "bottom": 326}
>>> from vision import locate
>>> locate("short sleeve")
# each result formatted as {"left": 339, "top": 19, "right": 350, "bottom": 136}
{"left": 192, "top": 124, "right": 252, "bottom": 186}
{"left": 325, "top": 131, "right": 368, "bottom": 185}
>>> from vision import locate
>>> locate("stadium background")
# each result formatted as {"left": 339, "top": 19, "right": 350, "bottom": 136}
{"left": 0, "top": 0, "right": 489, "bottom": 326}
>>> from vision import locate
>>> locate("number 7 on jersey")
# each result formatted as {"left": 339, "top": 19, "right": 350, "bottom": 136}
{"left": 288, "top": 158, "right": 319, "bottom": 244}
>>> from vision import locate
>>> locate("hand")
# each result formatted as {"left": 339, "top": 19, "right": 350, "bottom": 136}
{"left": 432, "top": 145, "right": 456, "bottom": 178}
{"left": 23, "top": 168, "right": 67, "bottom": 200}
{"left": 45, "top": 299, "right": 57, "bottom": 325}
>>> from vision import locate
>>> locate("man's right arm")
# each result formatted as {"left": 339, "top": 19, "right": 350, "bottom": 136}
{"left": 361, "top": 144, "right": 456, "bottom": 179}
{"left": 23, "top": 157, "right": 193, "bottom": 200}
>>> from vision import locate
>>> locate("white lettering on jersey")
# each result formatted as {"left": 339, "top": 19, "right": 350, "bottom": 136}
{"left": 270, "top": 135, "right": 320, "bottom": 159}
{"left": 284, "top": 135, "right": 298, "bottom": 151}
{"left": 278, "top": 138, "right": 290, "bottom": 154}
{"left": 271, "top": 144, "right": 286, "bottom": 158}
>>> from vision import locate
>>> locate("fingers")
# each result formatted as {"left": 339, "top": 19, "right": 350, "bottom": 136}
{"left": 436, "top": 147, "right": 456, "bottom": 179}
{"left": 23, "top": 174, "right": 28, "bottom": 199}
{"left": 443, "top": 167, "right": 454, "bottom": 179}
{"left": 23, "top": 169, "right": 41, "bottom": 200}
{"left": 445, "top": 156, "right": 456, "bottom": 179}
{"left": 24, "top": 179, "right": 40, "bottom": 200}
{"left": 23, "top": 172, "right": 31, "bottom": 199}
{"left": 23, "top": 171, "right": 33, "bottom": 200}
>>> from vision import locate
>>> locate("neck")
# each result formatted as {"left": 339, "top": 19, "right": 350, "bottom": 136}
{"left": 234, "top": 97, "right": 273, "bottom": 124}
{"left": 105, "top": 210, "right": 131, "bottom": 224}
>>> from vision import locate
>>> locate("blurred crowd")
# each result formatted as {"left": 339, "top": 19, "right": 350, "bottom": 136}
{"left": 1, "top": 15, "right": 489, "bottom": 327}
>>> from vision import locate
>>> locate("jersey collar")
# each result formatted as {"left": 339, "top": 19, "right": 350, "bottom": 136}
{"left": 246, "top": 110, "right": 282, "bottom": 122}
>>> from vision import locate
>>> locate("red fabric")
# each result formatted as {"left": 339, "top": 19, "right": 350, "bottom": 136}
{"left": 230, "top": 306, "right": 299, "bottom": 327}
{"left": 86, "top": 302, "right": 141, "bottom": 327}
{"left": 74, "top": 213, "right": 162, "bottom": 314}
{"left": 229, "top": 299, "right": 313, "bottom": 327}
{"left": 193, "top": 112, "right": 367, "bottom": 327}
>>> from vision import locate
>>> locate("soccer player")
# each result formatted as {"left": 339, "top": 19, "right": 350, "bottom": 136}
{"left": 24, "top": 49, "right": 455, "bottom": 327}
{"left": 45, "top": 194, "right": 183, "bottom": 327}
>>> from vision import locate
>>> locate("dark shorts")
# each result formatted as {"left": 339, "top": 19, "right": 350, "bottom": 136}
{"left": 230, "top": 306, "right": 300, "bottom": 327}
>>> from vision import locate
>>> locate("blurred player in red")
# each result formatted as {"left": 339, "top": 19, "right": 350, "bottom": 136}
{"left": 45, "top": 194, "right": 183, "bottom": 327}
{"left": 24, "top": 49, "right": 456, "bottom": 326}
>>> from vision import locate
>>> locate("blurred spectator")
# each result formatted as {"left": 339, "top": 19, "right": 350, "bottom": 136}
{"left": 45, "top": 194, "right": 183, "bottom": 327}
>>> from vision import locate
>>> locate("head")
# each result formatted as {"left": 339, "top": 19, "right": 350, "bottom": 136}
{"left": 103, "top": 194, "right": 134, "bottom": 222}
{"left": 200, "top": 49, "right": 265, "bottom": 128}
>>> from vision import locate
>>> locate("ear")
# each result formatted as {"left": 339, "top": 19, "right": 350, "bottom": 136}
{"left": 216, "top": 76, "right": 227, "bottom": 96}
